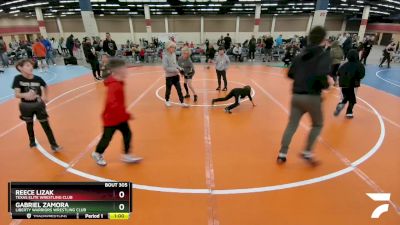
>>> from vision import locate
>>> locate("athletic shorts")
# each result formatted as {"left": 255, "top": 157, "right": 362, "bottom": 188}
{"left": 37, "top": 57, "right": 46, "bottom": 60}
{"left": 19, "top": 101, "right": 49, "bottom": 122}
{"left": 184, "top": 75, "right": 194, "bottom": 80}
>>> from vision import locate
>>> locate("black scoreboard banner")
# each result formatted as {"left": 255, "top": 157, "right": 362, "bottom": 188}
{"left": 8, "top": 182, "right": 132, "bottom": 220}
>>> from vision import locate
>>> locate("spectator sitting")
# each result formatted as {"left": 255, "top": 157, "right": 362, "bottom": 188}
{"left": 232, "top": 44, "right": 242, "bottom": 62}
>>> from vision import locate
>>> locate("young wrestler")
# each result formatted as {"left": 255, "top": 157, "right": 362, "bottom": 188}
{"left": 178, "top": 47, "right": 197, "bottom": 102}
{"left": 334, "top": 49, "right": 365, "bottom": 119}
{"left": 211, "top": 85, "right": 255, "bottom": 113}
{"left": 215, "top": 47, "right": 230, "bottom": 91}
{"left": 12, "top": 59, "right": 62, "bottom": 151}
{"left": 92, "top": 58, "right": 142, "bottom": 166}
{"left": 162, "top": 41, "right": 189, "bottom": 107}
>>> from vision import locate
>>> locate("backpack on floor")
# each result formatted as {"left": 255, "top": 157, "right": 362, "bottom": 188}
{"left": 64, "top": 56, "right": 78, "bottom": 65}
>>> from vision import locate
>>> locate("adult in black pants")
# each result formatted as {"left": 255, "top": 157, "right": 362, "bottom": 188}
{"left": 102, "top": 33, "right": 117, "bottom": 57}
{"left": 379, "top": 41, "right": 396, "bottom": 68}
{"left": 12, "top": 59, "right": 62, "bottom": 151}
{"left": 66, "top": 34, "right": 74, "bottom": 57}
{"left": 360, "top": 36, "right": 373, "bottom": 65}
{"left": 162, "top": 41, "right": 189, "bottom": 108}
{"left": 224, "top": 33, "right": 232, "bottom": 52}
{"left": 342, "top": 34, "right": 352, "bottom": 59}
{"left": 334, "top": 49, "right": 365, "bottom": 118}
{"left": 277, "top": 26, "right": 331, "bottom": 166}
{"left": 211, "top": 85, "right": 255, "bottom": 113}
{"left": 263, "top": 35, "right": 274, "bottom": 62}
{"left": 249, "top": 35, "right": 257, "bottom": 61}
{"left": 83, "top": 37, "right": 101, "bottom": 80}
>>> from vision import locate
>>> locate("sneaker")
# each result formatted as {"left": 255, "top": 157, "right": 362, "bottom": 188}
{"left": 333, "top": 103, "right": 345, "bottom": 117}
{"left": 181, "top": 103, "right": 190, "bottom": 108}
{"left": 92, "top": 152, "right": 107, "bottom": 166}
{"left": 211, "top": 99, "right": 215, "bottom": 106}
{"left": 53, "top": 64, "right": 56, "bottom": 66}
{"left": 224, "top": 108, "right": 232, "bottom": 114}
{"left": 300, "top": 152, "right": 320, "bottom": 167}
{"left": 277, "top": 156, "right": 287, "bottom": 164}
{"left": 29, "top": 142, "right": 37, "bottom": 148}
{"left": 346, "top": 113, "right": 354, "bottom": 119}
{"left": 216, "top": 87, "right": 221, "bottom": 91}
{"left": 184, "top": 94, "right": 190, "bottom": 98}
{"left": 165, "top": 101, "right": 171, "bottom": 107}
{"left": 51, "top": 145, "right": 63, "bottom": 152}
{"left": 194, "top": 95, "right": 198, "bottom": 102}
{"left": 121, "top": 154, "right": 142, "bottom": 163}
{"left": 222, "top": 87, "right": 227, "bottom": 91}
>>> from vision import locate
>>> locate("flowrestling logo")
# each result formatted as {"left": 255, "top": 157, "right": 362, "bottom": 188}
{"left": 367, "top": 193, "right": 391, "bottom": 219}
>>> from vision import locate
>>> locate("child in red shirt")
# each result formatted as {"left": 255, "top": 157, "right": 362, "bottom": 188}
{"left": 32, "top": 39, "right": 48, "bottom": 72}
{"left": 92, "top": 58, "right": 142, "bottom": 166}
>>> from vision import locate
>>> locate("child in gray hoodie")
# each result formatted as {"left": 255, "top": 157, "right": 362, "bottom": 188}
{"left": 215, "top": 47, "right": 230, "bottom": 91}
{"left": 162, "top": 42, "right": 189, "bottom": 108}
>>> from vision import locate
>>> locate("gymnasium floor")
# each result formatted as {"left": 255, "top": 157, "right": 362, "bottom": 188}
{"left": 0, "top": 62, "right": 399, "bottom": 225}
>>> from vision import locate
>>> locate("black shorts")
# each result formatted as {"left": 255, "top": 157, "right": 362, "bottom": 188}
{"left": 19, "top": 101, "right": 49, "bottom": 122}
{"left": 37, "top": 57, "right": 46, "bottom": 60}
{"left": 184, "top": 75, "right": 194, "bottom": 80}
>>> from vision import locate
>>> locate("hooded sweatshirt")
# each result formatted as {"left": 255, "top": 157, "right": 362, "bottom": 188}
{"left": 162, "top": 52, "right": 180, "bottom": 77}
{"left": 338, "top": 50, "right": 365, "bottom": 88}
{"left": 102, "top": 76, "right": 131, "bottom": 127}
{"left": 288, "top": 45, "right": 331, "bottom": 95}
{"left": 330, "top": 41, "right": 344, "bottom": 65}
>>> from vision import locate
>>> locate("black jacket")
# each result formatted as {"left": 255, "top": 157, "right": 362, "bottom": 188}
{"left": 342, "top": 37, "right": 352, "bottom": 51}
{"left": 102, "top": 39, "right": 117, "bottom": 56}
{"left": 265, "top": 37, "right": 274, "bottom": 49}
{"left": 288, "top": 45, "right": 331, "bottom": 95}
{"left": 338, "top": 50, "right": 365, "bottom": 88}
{"left": 249, "top": 38, "right": 257, "bottom": 50}
{"left": 66, "top": 36, "right": 74, "bottom": 50}
{"left": 83, "top": 42, "right": 96, "bottom": 62}
{"left": 231, "top": 87, "right": 252, "bottom": 102}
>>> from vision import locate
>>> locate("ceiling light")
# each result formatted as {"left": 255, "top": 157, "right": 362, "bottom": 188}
{"left": 261, "top": 3, "right": 277, "bottom": 6}
{"left": 59, "top": 0, "right": 78, "bottom": 3}
{"left": 0, "top": 0, "right": 26, "bottom": 6}
{"left": 10, "top": 2, "right": 49, "bottom": 10}
{"left": 9, "top": 10, "right": 20, "bottom": 14}
{"left": 101, "top": 4, "right": 120, "bottom": 7}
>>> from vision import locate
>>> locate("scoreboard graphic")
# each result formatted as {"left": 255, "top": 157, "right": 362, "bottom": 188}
{"left": 8, "top": 182, "right": 132, "bottom": 220}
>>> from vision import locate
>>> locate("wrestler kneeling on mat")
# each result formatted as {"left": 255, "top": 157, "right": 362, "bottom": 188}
{"left": 211, "top": 85, "right": 255, "bottom": 113}
{"left": 12, "top": 59, "right": 62, "bottom": 151}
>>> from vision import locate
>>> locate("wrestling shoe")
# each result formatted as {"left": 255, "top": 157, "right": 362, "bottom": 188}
{"left": 224, "top": 108, "right": 232, "bottom": 114}
{"left": 181, "top": 103, "right": 190, "bottom": 108}
{"left": 121, "top": 154, "right": 142, "bottom": 163}
{"left": 29, "top": 142, "right": 37, "bottom": 148}
{"left": 92, "top": 152, "right": 107, "bottom": 166}
{"left": 333, "top": 103, "right": 345, "bottom": 117}
{"left": 51, "top": 145, "right": 63, "bottom": 152}
{"left": 300, "top": 152, "right": 320, "bottom": 167}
